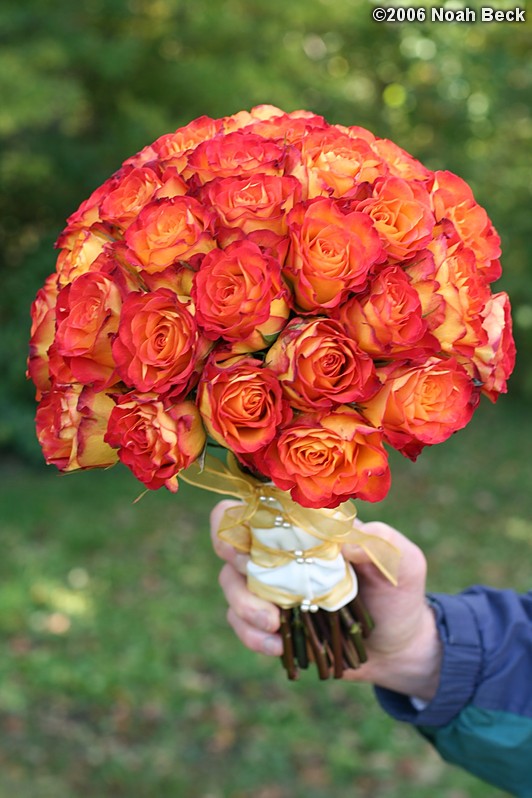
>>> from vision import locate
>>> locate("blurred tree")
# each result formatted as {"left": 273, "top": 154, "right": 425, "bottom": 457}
{"left": 1, "top": 0, "right": 530, "bottom": 460}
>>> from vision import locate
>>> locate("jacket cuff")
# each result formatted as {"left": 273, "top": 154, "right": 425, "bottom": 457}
{"left": 374, "top": 592, "right": 483, "bottom": 727}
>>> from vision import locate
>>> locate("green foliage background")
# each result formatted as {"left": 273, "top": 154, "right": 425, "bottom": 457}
{"left": 0, "top": 1, "right": 531, "bottom": 796}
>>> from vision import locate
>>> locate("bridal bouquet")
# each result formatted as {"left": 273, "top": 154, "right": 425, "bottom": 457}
{"left": 28, "top": 105, "right": 515, "bottom": 679}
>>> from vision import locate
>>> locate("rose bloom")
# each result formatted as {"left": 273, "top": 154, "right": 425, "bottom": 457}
{"left": 255, "top": 407, "right": 391, "bottom": 508}
{"left": 112, "top": 288, "right": 208, "bottom": 396}
{"left": 432, "top": 170, "right": 501, "bottom": 282}
{"left": 427, "top": 237, "right": 491, "bottom": 358}
{"left": 105, "top": 394, "right": 206, "bottom": 492}
{"left": 471, "top": 292, "right": 516, "bottom": 402}
{"left": 36, "top": 384, "right": 118, "bottom": 471}
{"left": 362, "top": 357, "right": 479, "bottom": 460}
{"left": 197, "top": 355, "right": 291, "bottom": 455}
{"left": 297, "top": 128, "right": 385, "bottom": 198}
{"left": 124, "top": 196, "right": 216, "bottom": 274}
{"left": 284, "top": 197, "right": 383, "bottom": 312}
{"left": 99, "top": 165, "right": 162, "bottom": 229}
{"left": 192, "top": 240, "right": 290, "bottom": 350}
{"left": 200, "top": 173, "right": 301, "bottom": 237}
{"left": 151, "top": 115, "right": 222, "bottom": 171}
{"left": 27, "top": 273, "right": 58, "bottom": 397}
{"left": 183, "top": 131, "right": 290, "bottom": 185}
{"left": 336, "top": 265, "right": 439, "bottom": 360}
{"left": 55, "top": 225, "right": 112, "bottom": 287}
{"left": 54, "top": 272, "right": 122, "bottom": 389}
{"left": 370, "top": 138, "right": 433, "bottom": 183}
{"left": 265, "top": 317, "right": 380, "bottom": 411}
{"left": 356, "top": 176, "right": 435, "bottom": 261}
{"left": 226, "top": 106, "right": 327, "bottom": 143}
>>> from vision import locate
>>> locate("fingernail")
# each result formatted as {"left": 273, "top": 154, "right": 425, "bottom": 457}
{"left": 262, "top": 635, "right": 283, "bottom": 656}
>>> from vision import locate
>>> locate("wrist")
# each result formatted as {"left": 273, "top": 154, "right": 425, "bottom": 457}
{"left": 369, "top": 601, "right": 442, "bottom": 701}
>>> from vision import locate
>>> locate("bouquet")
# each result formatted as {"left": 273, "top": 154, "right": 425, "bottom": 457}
{"left": 28, "top": 105, "right": 516, "bottom": 680}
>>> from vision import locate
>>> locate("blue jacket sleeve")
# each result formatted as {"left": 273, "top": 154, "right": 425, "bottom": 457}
{"left": 375, "top": 587, "right": 532, "bottom": 796}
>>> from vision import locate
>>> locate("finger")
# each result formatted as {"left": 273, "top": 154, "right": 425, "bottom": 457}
{"left": 218, "top": 563, "right": 280, "bottom": 633}
{"left": 342, "top": 519, "right": 426, "bottom": 588}
{"left": 210, "top": 500, "right": 247, "bottom": 569}
{"left": 227, "top": 608, "right": 283, "bottom": 657}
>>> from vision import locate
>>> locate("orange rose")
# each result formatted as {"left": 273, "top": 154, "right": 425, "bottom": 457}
{"left": 36, "top": 384, "right": 118, "bottom": 471}
{"left": 183, "top": 131, "right": 290, "bottom": 185}
{"left": 298, "top": 128, "right": 385, "bottom": 198}
{"left": 124, "top": 196, "right": 216, "bottom": 274}
{"left": 426, "top": 237, "right": 490, "bottom": 358}
{"left": 265, "top": 317, "right": 379, "bottom": 411}
{"left": 197, "top": 355, "right": 291, "bottom": 455}
{"left": 105, "top": 394, "right": 206, "bottom": 492}
{"left": 336, "top": 265, "right": 439, "bottom": 360}
{"left": 362, "top": 357, "right": 478, "bottom": 460}
{"left": 192, "top": 240, "right": 290, "bottom": 350}
{"left": 200, "top": 173, "right": 301, "bottom": 238}
{"left": 284, "top": 197, "right": 383, "bottom": 312}
{"left": 99, "top": 165, "right": 162, "bottom": 228}
{"left": 226, "top": 107, "right": 327, "bottom": 143}
{"left": 471, "top": 292, "right": 516, "bottom": 402}
{"left": 432, "top": 170, "right": 501, "bottom": 282}
{"left": 370, "top": 138, "right": 432, "bottom": 182}
{"left": 27, "top": 273, "right": 58, "bottom": 398}
{"left": 54, "top": 272, "right": 122, "bottom": 389}
{"left": 356, "top": 176, "right": 434, "bottom": 261}
{"left": 152, "top": 115, "right": 222, "bottom": 171}
{"left": 112, "top": 288, "right": 208, "bottom": 396}
{"left": 255, "top": 407, "right": 391, "bottom": 508}
{"left": 55, "top": 225, "right": 112, "bottom": 287}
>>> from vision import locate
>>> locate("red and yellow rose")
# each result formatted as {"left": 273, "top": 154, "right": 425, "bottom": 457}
{"left": 105, "top": 394, "right": 206, "bottom": 492}
{"left": 336, "top": 265, "right": 439, "bottom": 360}
{"left": 36, "top": 384, "right": 118, "bottom": 472}
{"left": 192, "top": 240, "right": 290, "bottom": 350}
{"left": 255, "top": 407, "right": 391, "bottom": 508}
{"left": 54, "top": 271, "right": 123, "bottom": 389}
{"left": 112, "top": 288, "right": 208, "bottom": 397}
{"left": 265, "top": 317, "right": 380, "bottom": 411}
{"left": 198, "top": 355, "right": 291, "bottom": 456}
{"left": 362, "top": 357, "right": 479, "bottom": 460}
{"left": 284, "top": 197, "right": 383, "bottom": 312}
{"left": 125, "top": 196, "right": 216, "bottom": 274}
{"left": 355, "top": 176, "right": 435, "bottom": 262}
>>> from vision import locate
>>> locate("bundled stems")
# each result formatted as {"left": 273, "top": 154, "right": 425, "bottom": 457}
{"left": 278, "top": 595, "right": 374, "bottom": 681}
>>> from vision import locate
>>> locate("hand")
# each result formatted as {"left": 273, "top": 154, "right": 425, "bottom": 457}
{"left": 211, "top": 500, "right": 442, "bottom": 701}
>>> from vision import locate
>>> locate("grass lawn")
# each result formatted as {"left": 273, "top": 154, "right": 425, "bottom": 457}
{"left": 0, "top": 397, "right": 529, "bottom": 797}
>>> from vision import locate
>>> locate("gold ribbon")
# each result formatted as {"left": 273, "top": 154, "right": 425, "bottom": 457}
{"left": 180, "top": 453, "right": 401, "bottom": 587}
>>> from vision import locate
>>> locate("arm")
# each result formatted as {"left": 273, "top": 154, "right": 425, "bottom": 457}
{"left": 378, "top": 587, "right": 532, "bottom": 797}
{"left": 211, "top": 501, "right": 532, "bottom": 795}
